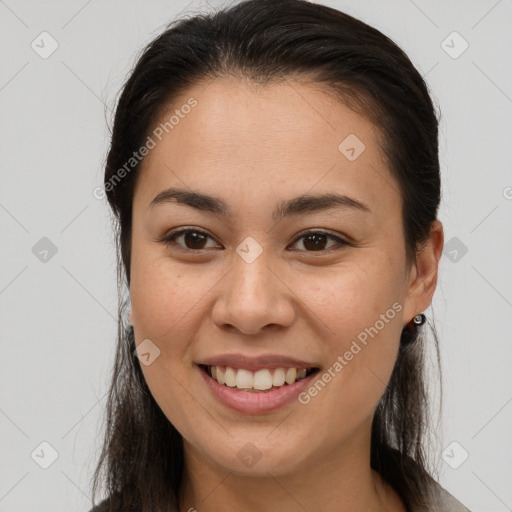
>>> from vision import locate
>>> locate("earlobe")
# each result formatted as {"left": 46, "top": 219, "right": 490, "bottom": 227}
{"left": 403, "top": 220, "right": 444, "bottom": 325}
{"left": 402, "top": 312, "right": 427, "bottom": 338}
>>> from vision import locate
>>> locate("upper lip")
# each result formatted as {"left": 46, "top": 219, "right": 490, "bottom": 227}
{"left": 197, "top": 353, "right": 321, "bottom": 371}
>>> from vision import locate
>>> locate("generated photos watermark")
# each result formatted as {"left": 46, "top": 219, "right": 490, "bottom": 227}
{"left": 298, "top": 301, "right": 403, "bottom": 405}
{"left": 93, "top": 97, "right": 198, "bottom": 200}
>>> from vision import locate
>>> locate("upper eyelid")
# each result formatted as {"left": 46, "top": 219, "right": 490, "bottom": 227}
{"left": 163, "top": 227, "right": 218, "bottom": 242}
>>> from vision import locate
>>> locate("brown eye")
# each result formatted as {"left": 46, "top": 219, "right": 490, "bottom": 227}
{"left": 161, "top": 229, "right": 220, "bottom": 251}
{"left": 290, "top": 231, "right": 347, "bottom": 252}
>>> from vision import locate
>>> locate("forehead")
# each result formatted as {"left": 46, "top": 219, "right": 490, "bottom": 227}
{"left": 155, "top": 76, "right": 373, "bottom": 157}
{"left": 136, "top": 77, "right": 401, "bottom": 219}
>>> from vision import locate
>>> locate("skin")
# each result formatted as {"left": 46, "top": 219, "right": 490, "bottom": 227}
{"left": 129, "top": 76, "right": 444, "bottom": 512}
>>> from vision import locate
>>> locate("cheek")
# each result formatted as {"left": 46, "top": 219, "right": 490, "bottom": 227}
{"left": 295, "top": 262, "right": 402, "bottom": 346}
{"left": 293, "top": 263, "right": 403, "bottom": 419}
{"left": 129, "top": 250, "right": 216, "bottom": 434}
{"left": 129, "top": 252, "right": 224, "bottom": 410}
{"left": 130, "top": 246, "right": 221, "bottom": 342}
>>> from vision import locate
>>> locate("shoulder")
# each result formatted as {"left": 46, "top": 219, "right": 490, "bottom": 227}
{"left": 426, "top": 479, "right": 472, "bottom": 512}
{"left": 404, "top": 460, "right": 472, "bottom": 512}
{"left": 87, "top": 496, "right": 114, "bottom": 512}
{"left": 87, "top": 497, "right": 109, "bottom": 512}
{"left": 382, "top": 447, "right": 472, "bottom": 512}
{"left": 88, "top": 495, "right": 143, "bottom": 512}
{"left": 87, "top": 495, "right": 180, "bottom": 512}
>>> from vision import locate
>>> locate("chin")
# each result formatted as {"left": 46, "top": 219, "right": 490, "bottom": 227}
{"left": 195, "top": 432, "right": 314, "bottom": 477}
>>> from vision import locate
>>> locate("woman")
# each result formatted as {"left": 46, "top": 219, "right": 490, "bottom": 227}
{"left": 90, "top": 0, "right": 471, "bottom": 510}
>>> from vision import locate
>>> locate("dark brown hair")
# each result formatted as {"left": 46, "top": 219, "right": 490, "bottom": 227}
{"left": 91, "top": 1, "right": 442, "bottom": 510}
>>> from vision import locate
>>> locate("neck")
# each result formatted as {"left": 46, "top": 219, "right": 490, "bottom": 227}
{"left": 178, "top": 420, "right": 405, "bottom": 512}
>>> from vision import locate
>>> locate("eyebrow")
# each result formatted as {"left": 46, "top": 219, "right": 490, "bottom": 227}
{"left": 149, "top": 187, "right": 371, "bottom": 220}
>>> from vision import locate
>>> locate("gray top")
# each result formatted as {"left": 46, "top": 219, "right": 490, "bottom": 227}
{"left": 428, "top": 480, "right": 471, "bottom": 511}
{"left": 89, "top": 480, "right": 470, "bottom": 512}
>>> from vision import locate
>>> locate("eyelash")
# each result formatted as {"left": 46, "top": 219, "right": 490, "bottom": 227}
{"left": 160, "top": 228, "right": 349, "bottom": 253}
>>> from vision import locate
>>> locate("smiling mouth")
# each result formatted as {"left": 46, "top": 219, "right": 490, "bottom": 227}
{"left": 199, "top": 364, "right": 320, "bottom": 393}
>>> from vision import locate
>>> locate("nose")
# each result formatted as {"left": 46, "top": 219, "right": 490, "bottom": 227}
{"left": 210, "top": 249, "right": 295, "bottom": 335}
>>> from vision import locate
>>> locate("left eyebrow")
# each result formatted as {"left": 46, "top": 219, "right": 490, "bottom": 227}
{"left": 273, "top": 192, "right": 371, "bottom": 220}
{"left": 148, "top": 187, "right": 371, "bottom": 220}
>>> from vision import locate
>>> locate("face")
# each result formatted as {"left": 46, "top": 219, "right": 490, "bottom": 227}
{"left": 129, "top": 76, "right": 432, "bottom": 477}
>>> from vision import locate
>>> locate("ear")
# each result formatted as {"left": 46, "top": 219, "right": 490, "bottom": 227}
{"left": 402, "top": 220, "right": 444, "bottom": 326}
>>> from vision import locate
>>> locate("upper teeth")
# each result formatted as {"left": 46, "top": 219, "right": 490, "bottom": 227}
{"left": 208, "top": 366, "right": 310, "bottom": 390}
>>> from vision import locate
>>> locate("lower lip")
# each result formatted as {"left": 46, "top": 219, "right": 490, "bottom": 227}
{"left": 198, "top": 365, "right": 319, "bottom": 414}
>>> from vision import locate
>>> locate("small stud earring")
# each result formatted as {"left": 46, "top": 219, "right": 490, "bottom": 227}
{"left": 413, "top": 313, "right": 426, "bottom": 326}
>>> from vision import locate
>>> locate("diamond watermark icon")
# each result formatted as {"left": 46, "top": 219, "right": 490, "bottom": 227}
{"left": 31, "top": 441, "right": 59, "bottom": 469}
{"left": 237, "top": 442, "right": 262, "bottom": 468}
{"left": 236, "top": 236, "right": 263, "bottom": 264}
{"left": 441, "top": 31, "right": 468, "bottom": 59}
{"left": 32, "top": 237, "right": 58, "bottom": 263}
{"left": 134, "top": 338, "right": 161, "bottom": 366}
{"left": 442, "top": 441, "right": 469, "bottom": 469}
{"left": 443, "top": 236, "right": 468, "bottom": 263}
{"left": 31, "top": 31, "right": 59, "bottom": 59}
{"left": 338, "top": 134, "right": 365, "bottom": 161}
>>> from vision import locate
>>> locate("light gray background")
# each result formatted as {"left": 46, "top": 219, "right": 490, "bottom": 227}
{"left": 1, "top": 0, "right": 511, "bottom": 511}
